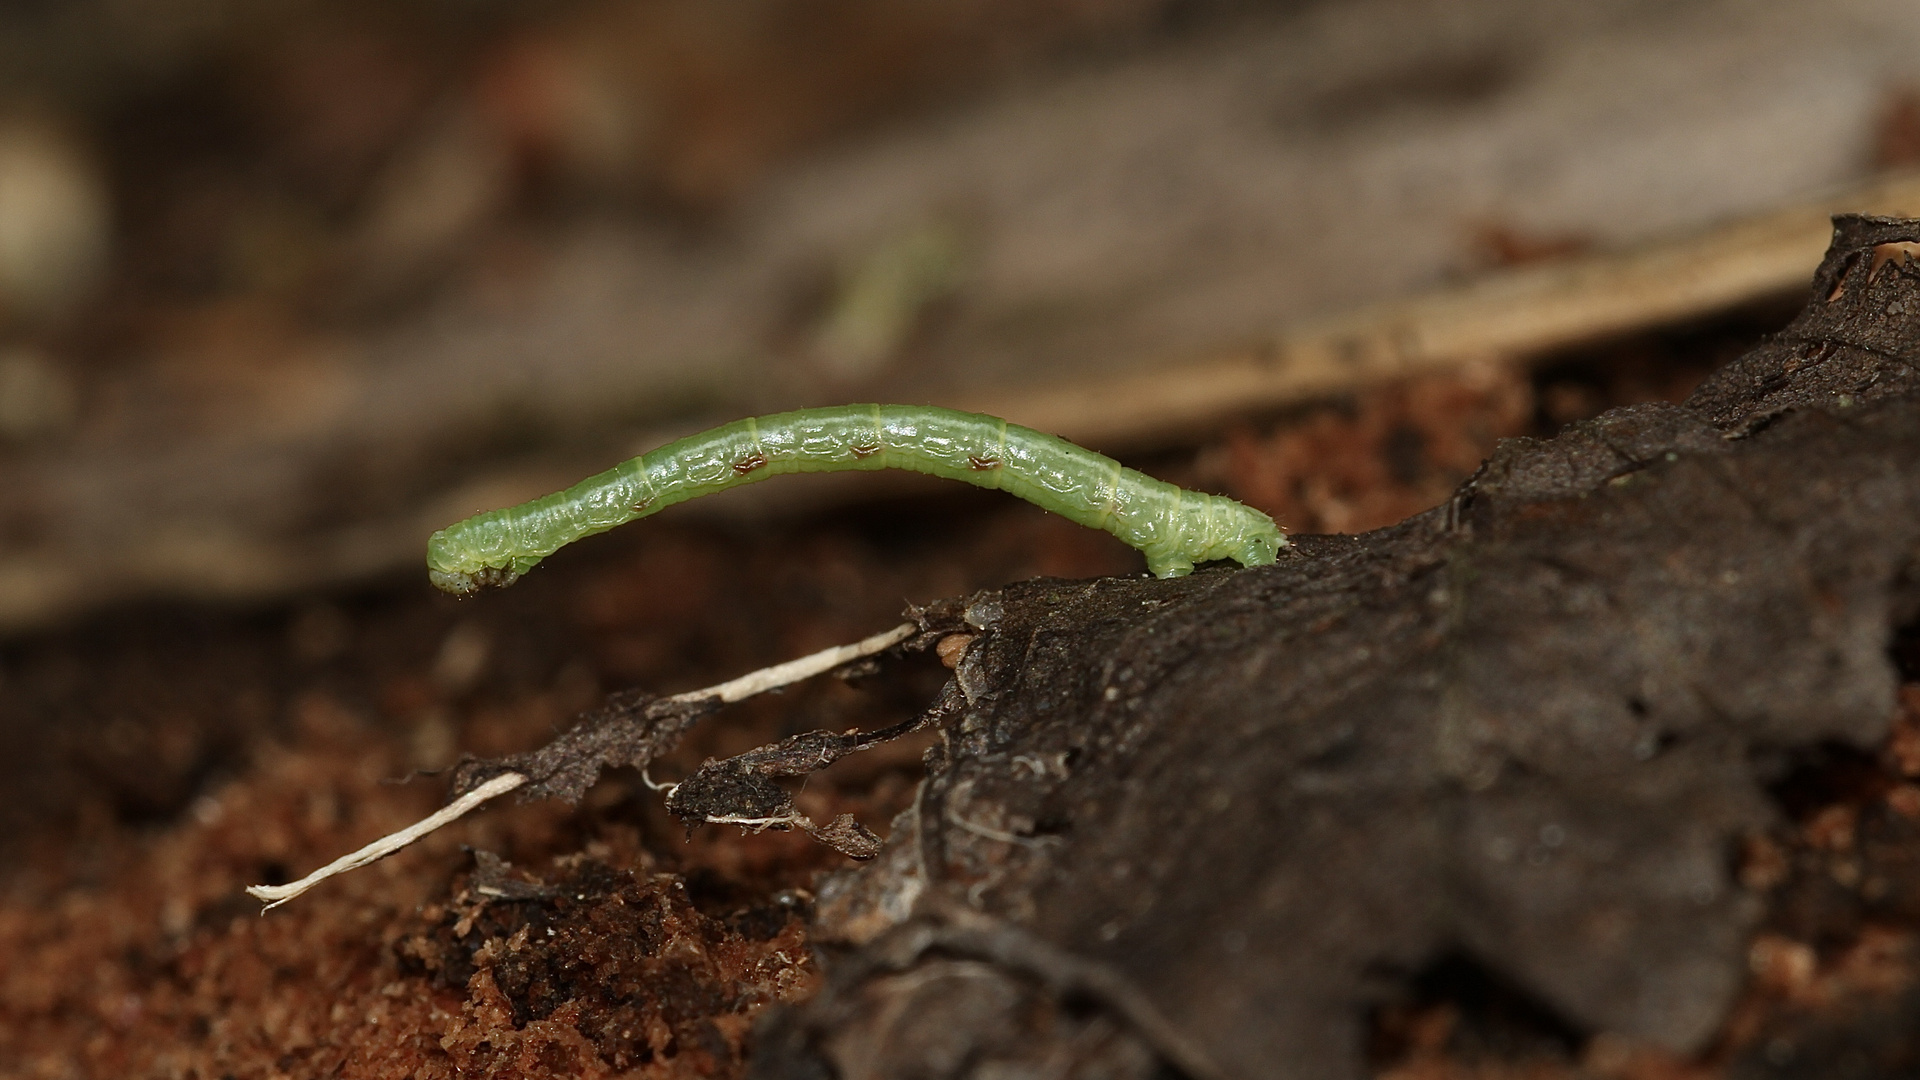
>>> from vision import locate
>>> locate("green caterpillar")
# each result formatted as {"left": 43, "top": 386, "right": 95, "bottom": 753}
{"left": 427, "top": 404, "right": 1285, "bottom": 594}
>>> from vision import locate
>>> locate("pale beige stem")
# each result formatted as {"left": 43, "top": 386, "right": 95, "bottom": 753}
{"left": 244, "top": 772, "right": 526, "bottom": 909}
{"left": 669, "top": 621, "right": 914, "bottom": 705}
{"left": 246, "top": 621, "right": 916, "bottom": 910}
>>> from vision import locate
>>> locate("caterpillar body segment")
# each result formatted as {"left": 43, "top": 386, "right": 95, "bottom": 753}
{"left": 426, "top": 405, "right": 1286, "bottom": 594}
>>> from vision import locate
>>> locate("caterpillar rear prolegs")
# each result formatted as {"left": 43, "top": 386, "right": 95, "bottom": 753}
{"left": 426, "top": 404, "right": 1286, "bottom": 594}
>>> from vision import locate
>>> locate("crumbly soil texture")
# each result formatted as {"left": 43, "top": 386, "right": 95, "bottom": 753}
{"left": 5, "top": 220, "right": 1920, "bottom": 1079}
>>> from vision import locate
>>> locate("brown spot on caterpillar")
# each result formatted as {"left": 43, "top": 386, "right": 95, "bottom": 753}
{"left": 968, "top": 454, "right": 1001, "bottom": 471}
{"left": 732, "top": 452, "right": 768, "bottom": 475}
{"left": 631, "top": 497, "right": 652, "bottom": 512}
{"left": 850, "top": 443, "right": 881, "bottom": 459}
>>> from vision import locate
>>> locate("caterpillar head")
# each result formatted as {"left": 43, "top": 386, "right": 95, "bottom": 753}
{"left": 426, "top": 522, "right": 530, "bottom": 595}
{"left": 1215, "top": 494, "right": 1286, "bottom": 567}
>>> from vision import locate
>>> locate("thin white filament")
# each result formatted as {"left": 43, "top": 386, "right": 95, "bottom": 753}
{"left": 671, "top": 621, "right": 914, "bottom": 705}
{"left": 246, "top": 621, "right": 917, "bottom": 910}
{"left": 244, "top": 772, "right": 526, "bottom": 910}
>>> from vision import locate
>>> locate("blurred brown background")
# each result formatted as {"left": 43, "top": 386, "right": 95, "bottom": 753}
{"left": 4, "top": 0, "right": 1920, "bottom": 627}
{"left": 9, "top": 6, "right": 1920, "bottom": 1078}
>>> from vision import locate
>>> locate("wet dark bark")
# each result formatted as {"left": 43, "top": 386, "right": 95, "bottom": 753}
{"left": 747, "top": 216, "right": 1920, "bottom": 1080}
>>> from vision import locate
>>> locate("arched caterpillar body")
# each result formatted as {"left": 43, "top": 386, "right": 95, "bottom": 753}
{"left": 426, "top": 404, "right": 1286, "bottom": 594}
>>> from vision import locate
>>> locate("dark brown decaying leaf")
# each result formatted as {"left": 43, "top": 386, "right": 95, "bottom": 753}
{"left": 663, "top": 683, "right": 967, "bottom": 859}
{"left": 738, "top": 215, "right": 1920, "bottom": 1079}
{"left": 448, "top": 688, "right": 719, "bottom": 805}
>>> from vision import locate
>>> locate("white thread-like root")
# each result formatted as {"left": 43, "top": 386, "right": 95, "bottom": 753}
{"left": 246, "top": 621, "right": 917, "bottom": 910}
{"left": 244, "top": 772, "right": 527, "bottom": 910}
{"left": 667, "top": 621, "right": 914, "bottom": 705}
{"left": 702, "top": 813, "right": 809, "bottom": 830}
{"left": 943, "top": 777, "right": 1060, "bottom": 847}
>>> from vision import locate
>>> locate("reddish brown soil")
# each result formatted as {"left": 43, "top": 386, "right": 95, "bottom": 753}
{"left": 13, "top": 311, "right": 1911, "bottom": 1079}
